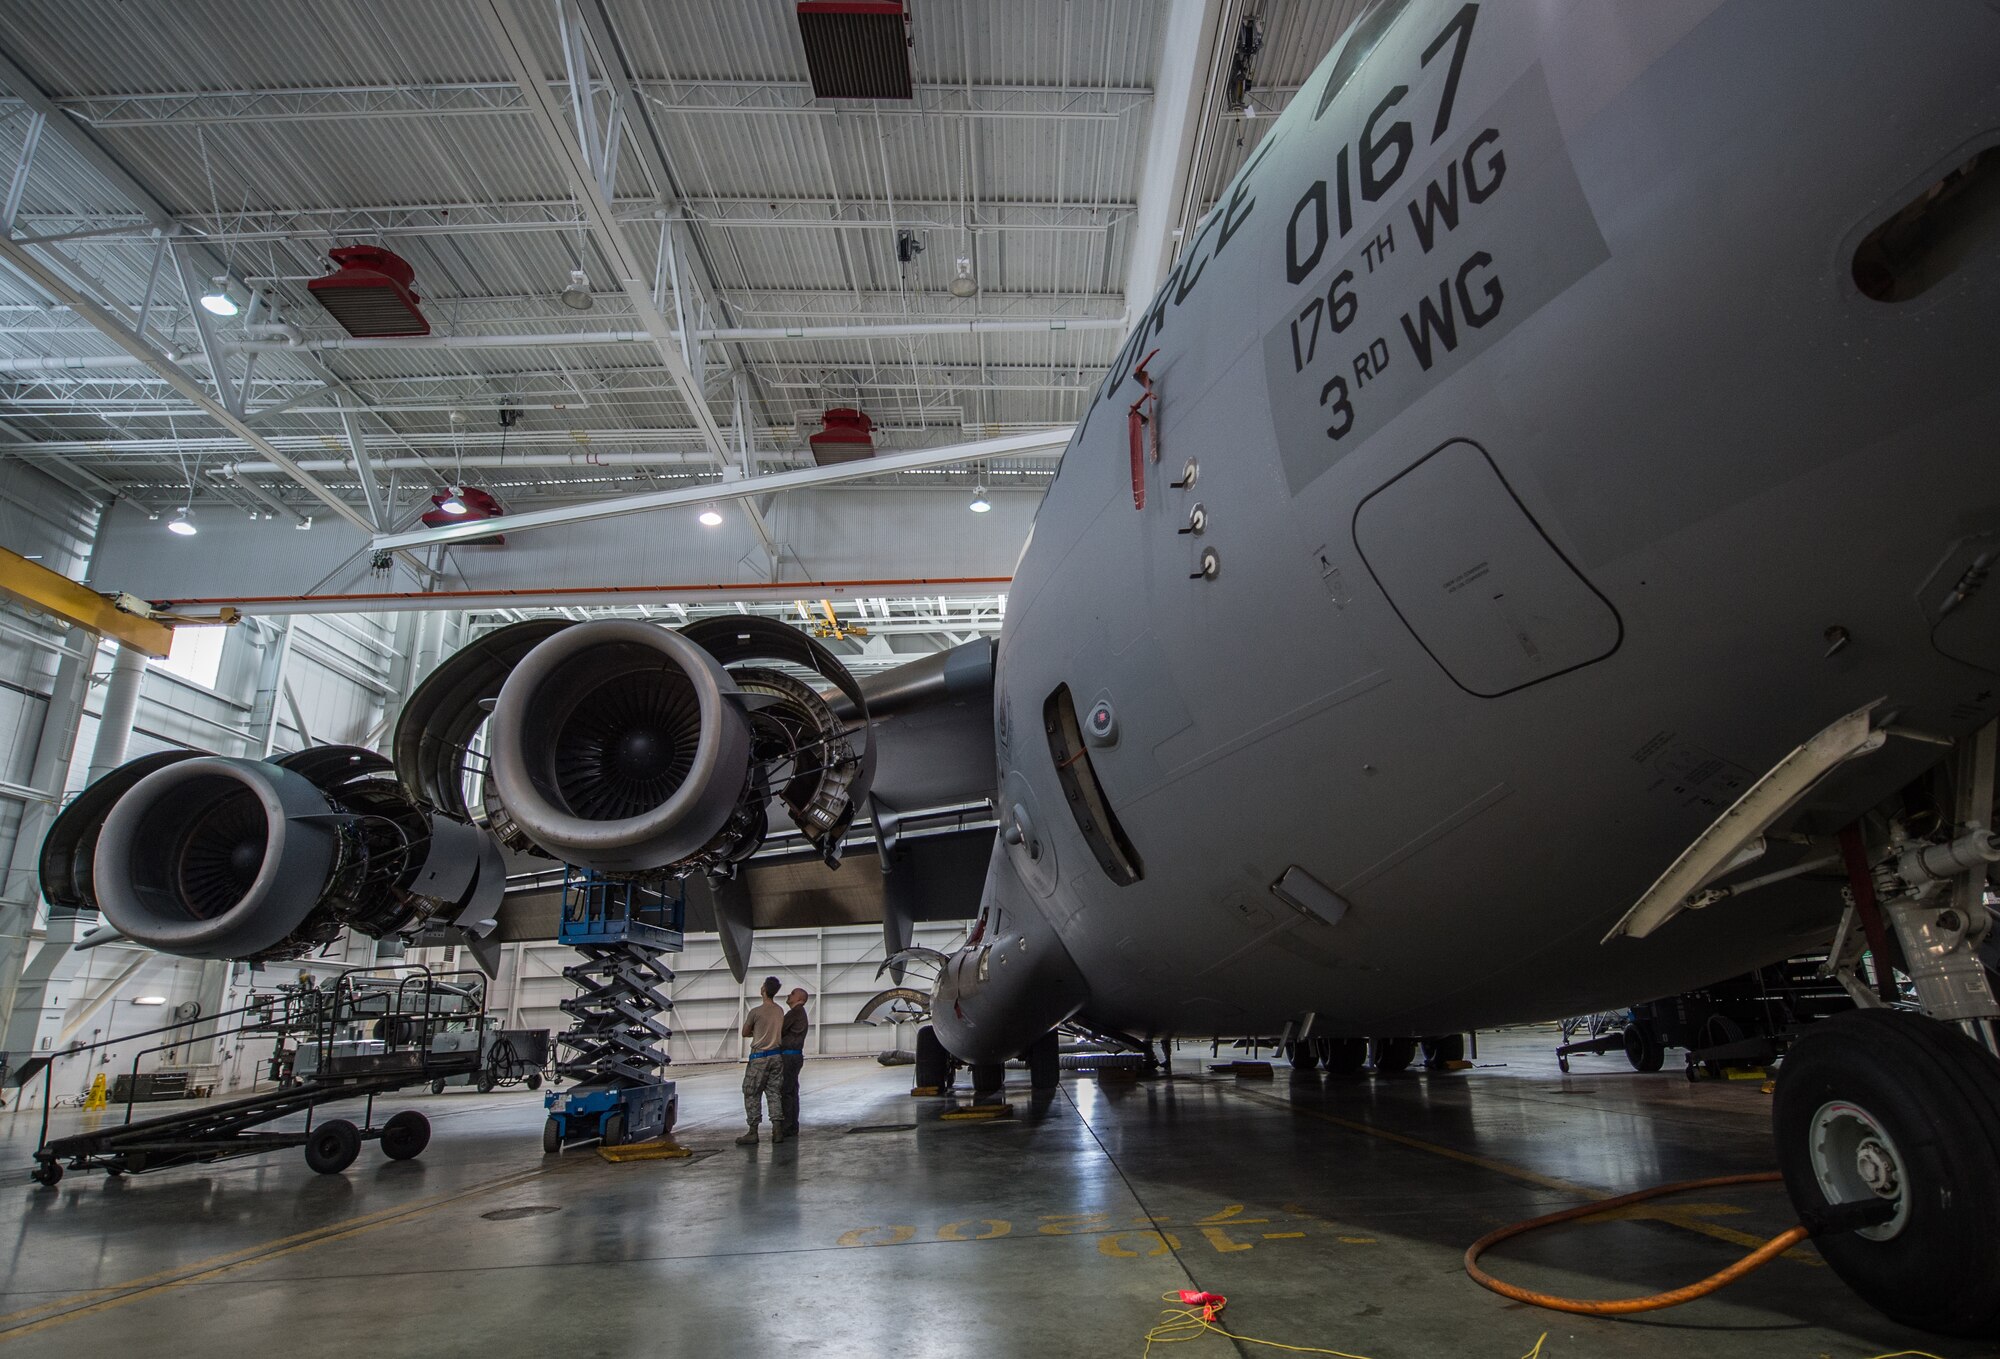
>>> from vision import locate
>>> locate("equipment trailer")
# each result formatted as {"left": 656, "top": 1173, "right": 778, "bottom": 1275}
{"left": 26, "top": 964, "right": 490, "bottom": 1185}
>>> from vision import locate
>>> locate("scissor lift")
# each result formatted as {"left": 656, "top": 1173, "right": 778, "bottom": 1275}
{"left": 542, "top": 870, "right": 684, "bottom": 1152}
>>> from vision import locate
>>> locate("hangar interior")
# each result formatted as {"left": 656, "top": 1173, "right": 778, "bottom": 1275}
{"left": 0, "top": 2, "right": 1997, "bottom": 1356}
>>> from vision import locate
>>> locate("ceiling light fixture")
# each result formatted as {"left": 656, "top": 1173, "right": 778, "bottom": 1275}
{"left": 699, "top": 505, "right": 724, "bottom": 527}
{"left": 438, "top": 488, "right": 468, "bottom": 515}
{"left": 131, "top": 995, "right": 168, "bottom": 1006}
{"left": 560, "top": 268, "right": 594, "bottom": 311}
{"left": 948, "top": 255, "right": 979, "bottom": 298}
{"left": 167, "top": 507, "right": 197, "bottom": 536}
{"left": 199, "top": 278, "right": 239, "bottom": 317}
{"left": 969, "top": 486, "right": 991, "bottom": 514}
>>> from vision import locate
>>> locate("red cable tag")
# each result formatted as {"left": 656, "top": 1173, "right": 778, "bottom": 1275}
{"left": 1177, "top": 1290, "right": 1227, "bottom": 1320}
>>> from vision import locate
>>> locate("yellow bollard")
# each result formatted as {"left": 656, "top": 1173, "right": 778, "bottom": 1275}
{"left": 82, "top": 1073, "right": 108, "bottom": 1110}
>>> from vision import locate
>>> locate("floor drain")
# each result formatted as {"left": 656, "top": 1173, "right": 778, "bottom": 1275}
{"left": 482, "top": 1204, "right": 563, "bottom": 1221}
{"left": 846, "top": 1123, "right": 918, "bottom": 1134}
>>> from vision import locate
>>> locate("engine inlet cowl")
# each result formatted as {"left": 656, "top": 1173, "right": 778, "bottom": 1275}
{"left": 94, "top": 757, "right": 339, "bottom": 959}
{"left": 485, "top": 620, "right": 753, "bottom": 874}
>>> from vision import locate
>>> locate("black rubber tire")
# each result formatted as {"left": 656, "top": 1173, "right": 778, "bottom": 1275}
{"left": 1773, "top": 1009, "right": 2000, "bottom": 1337}
{"left": 1324, "top": 1037, "right": 1367, "bottom": 1075}
{"left": 430, "top": 1079, "right": 447, "bottom": 1096}
{"left": 1025, "top": 1031, "right": 1061, "bottom": 1090}
{"left": 662, "top": 1097, "right": 677, "bottom": 1135}
{"left": 31, "top": 1160, "right": 60, "bottom": 1188}
{"left": 1287, "top": 1038, "right": 1320, "bottom": 1073}
{"left": 543, "top": 1117, "right": 563, "bottom": 1155}
{"left": 1371, "top": 1036, "right": 1418, "bottom": 1074}
{"left": 914, "top": 1025, "right": 952, "bottom": 1089}
{"left": 602, "top": 1110, "right": 626, "bottom": 1147}
{"left": 1421, "top": 1033, "right": 1466, "bottom": 1070}
{"left": 477, "top": 1071, "right": 496, "bottom": 1094}
{"left": 380, "top": 1110, "right": 430, "bottom": 1161}
{"left": 526, "top": 1071, "right": 543, "bottom": 1091}
{"left": 1623, "top": 1024, "right": 1666, "bottom": 1073}
{"left": 970, "top": 1062, "right": 1005, "bottom": 1100}
{"left": 304, "top": 1118, "right": 362, "bottom": 1175}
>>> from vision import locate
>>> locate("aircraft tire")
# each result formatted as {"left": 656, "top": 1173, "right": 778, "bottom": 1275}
{"left": 1371, "top": 1036, "right": 1418, "bottom": 1074}
{"left": 914, "top": 1025, "right": 952, "bottom": 1088}
{"left": 380, "top": 1110, "right": 430, "bottom": 1160}
{"left": 1773, "top": 1009, "right": 2000, "bottom": 1337}
{"left": 304, "top": 1118, "right": 361, "bottom": 1175}
{"left": 1324, "top": 1037, "right": 1367, "bottom": 1075}
{"left": 1623, "top": 1024, "right": 1666, "bottom": 1073}
{"left": 1287, "top": 1038, "right": 1319, "bottom": 1073}
{"left": 970, "top": 1063, "right": 1005, "bottom": 1101}
{"left": 1025, "top": 1032, "right": 1061, "bottom": 1090}
{"left": 1421, "top": 1034, "right": 1466, "bottom": 1070}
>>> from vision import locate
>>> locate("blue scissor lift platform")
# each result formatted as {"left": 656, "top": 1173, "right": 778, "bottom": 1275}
{"left": 543, "top": 871, "right": 684, "bottom": 1153}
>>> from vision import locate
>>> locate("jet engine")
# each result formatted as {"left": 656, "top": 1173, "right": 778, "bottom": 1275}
{"left": 484, "top": 616, "right": 872, "bottom": 877}
{"left": 42, "top": 745, "right": 503, "bottom": 961}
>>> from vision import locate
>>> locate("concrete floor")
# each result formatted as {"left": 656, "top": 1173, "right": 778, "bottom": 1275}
{"left": 0, "top": 1027, "right": 1973, "bottom": 1358}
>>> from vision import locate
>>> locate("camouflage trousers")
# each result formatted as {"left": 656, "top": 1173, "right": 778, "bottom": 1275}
{"left": 742, "top": 1054, "right": 785, "bottom": 1127}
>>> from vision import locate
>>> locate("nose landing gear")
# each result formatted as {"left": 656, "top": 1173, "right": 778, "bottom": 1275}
{"left": 1773, "top": 1008, "right": 2000, "bottom": 1336}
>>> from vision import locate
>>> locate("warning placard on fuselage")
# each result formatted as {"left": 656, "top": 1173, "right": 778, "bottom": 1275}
{"left": 1264, "top": 67, "right": 1609, "bottom": 498}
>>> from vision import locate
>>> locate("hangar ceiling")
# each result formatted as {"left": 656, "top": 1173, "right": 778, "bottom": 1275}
{"left": 0, "top": 0, "right": 1363, "bottom": 573}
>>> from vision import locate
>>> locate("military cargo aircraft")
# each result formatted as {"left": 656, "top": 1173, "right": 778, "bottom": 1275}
{"left": 44, "top": 0, "right": 2000, "bottom": 1336}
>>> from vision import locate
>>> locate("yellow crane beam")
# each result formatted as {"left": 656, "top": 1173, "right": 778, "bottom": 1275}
{"left": 0, "top": 547, "right": 174, "bottom": 657}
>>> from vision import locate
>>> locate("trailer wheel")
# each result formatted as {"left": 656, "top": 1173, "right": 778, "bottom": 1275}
{"left": 1623, "top": 1024, "right": 1666, "bottom": 1072}
{"left": 431, "top": 1079, "right": 447, "bottom": 1095}
{"left": 304, "top": 1118, "right": 362, "bottom": 1174}
{"left": 526, "top": 1071, "right": 543, "bottom": 1091}
{"left": 380, "top": 1110, "right": 431, "bottom": 1161}
{"left": 543, "top": 1117, "right": 563, "bottom": 1154}
{"left": 30, "top": 1160, "right": 60, "bottom": 1188}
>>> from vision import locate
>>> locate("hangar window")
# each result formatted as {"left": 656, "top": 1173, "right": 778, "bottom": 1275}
{"left": 1851, "top": 144, "right": 2000, "bottom": 302}
{"left": 1042, "top": 684, "right": 1143, "bottom": 886}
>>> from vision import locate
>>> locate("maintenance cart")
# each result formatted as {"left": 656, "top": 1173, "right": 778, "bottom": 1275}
{"left": 24, "top": 964, "right": 491, "bottom": 1185}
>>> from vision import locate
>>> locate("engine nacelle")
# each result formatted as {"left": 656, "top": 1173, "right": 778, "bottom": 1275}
{"left": 45, "top": 746, "right": 503, "bottom": 961}
{"left": 485, "top": 617, "right": 872, "bottom": 877}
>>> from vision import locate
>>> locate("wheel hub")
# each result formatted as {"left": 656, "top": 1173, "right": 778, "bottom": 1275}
{"left": 1809, "top": 1100, "right": 1910, "bottom": 1241}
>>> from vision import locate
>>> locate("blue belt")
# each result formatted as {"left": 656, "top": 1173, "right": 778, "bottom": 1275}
{"left": 749, "top": 1049, "right": 781, "bottom": 1059}
{"left": 777, "top": 1048, "right": 803, "bottom": 1057}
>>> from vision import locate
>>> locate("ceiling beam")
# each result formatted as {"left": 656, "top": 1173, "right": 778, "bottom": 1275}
{"left": 0, "top": 234, "right": 375, "bottom": 535}
{"left": 1124, "top": 0, "right": 1227, "bottom": 310}
{"left": 370, "top": 427, "right": 1072, "bottom": 551}
{"left": 0, "top": 42, "right": 437, "bottom": 523}
{"left": 477, "top": 0, "right": 733, "bottom": 469}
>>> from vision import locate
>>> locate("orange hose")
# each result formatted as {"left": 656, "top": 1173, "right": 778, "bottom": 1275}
{"left": 1464, "top": 1171, "right": 1812, "bottom": 1316}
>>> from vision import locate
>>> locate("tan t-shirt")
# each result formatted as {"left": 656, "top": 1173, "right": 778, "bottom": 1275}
{"left": 742, "top": 998, "right": 784, "bottom": 1053}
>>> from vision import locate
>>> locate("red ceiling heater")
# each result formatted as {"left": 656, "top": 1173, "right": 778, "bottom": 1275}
{"left": 796, "top": 2, "right": 913, "bottom": 100}
{"left": 808, "top": 408, "right": 876, "bottom": 466}
{"left": 308, "top": 245, "right": 431, "bottom": 338}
